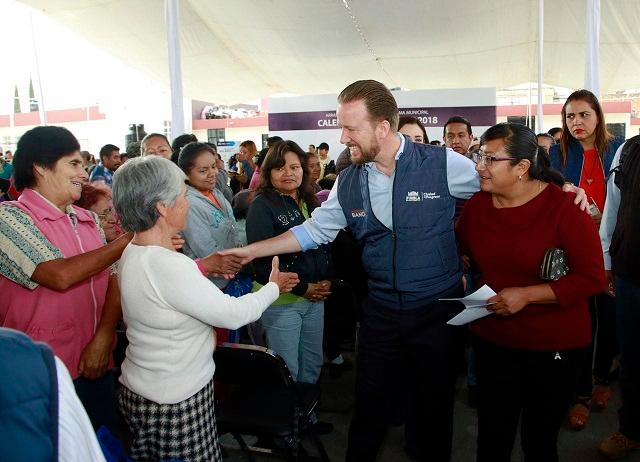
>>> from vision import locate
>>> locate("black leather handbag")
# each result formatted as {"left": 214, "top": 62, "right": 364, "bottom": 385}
{"left": 540, "top": 248, "right": 569, "bottom": 281}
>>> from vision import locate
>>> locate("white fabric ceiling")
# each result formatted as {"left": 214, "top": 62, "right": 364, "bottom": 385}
{"left": 20, "top": 0, "right": 640, "bottom": 104}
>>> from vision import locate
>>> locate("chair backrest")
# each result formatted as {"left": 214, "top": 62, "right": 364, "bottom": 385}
{"left": 213, "top": 343, "right": 294, "bottom": 388}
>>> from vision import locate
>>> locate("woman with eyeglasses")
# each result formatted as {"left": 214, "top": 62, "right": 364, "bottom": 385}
{"left": 75, "top": 183, "right": 123, "bottom": 242}
{"left": 456, "top": 122, "right": 605, "bottom": 462}
{"left": 549, "top": 90, "right": 625, "bottom": 431}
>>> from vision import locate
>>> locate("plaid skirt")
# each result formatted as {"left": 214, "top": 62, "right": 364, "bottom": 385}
{"left": 118, "top": 380, "right": 221, "bottom": 462}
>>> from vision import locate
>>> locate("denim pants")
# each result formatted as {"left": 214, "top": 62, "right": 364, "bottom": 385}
{"left": 260, "top": 300, "right": 324, "bottom": 384}
{"left": 615, "top": 275, "right": 640, "bottom": 440}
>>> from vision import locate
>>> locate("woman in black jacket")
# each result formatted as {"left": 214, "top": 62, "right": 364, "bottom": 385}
{"left": 246, "top": 140, "right": 332, "bottom": 383}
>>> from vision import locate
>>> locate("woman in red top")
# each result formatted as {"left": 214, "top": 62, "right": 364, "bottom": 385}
{"left": 457, "top": 123, "right": 605, "bottom": 462}
{"left": 549, "top": 90, "right": 624, "bottom": 430}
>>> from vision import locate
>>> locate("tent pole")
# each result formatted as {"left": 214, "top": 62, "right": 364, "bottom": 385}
{"left": 527, "top": 82, "right": 532, "bottom": 128}
{"left": 536, "top": 0, "right": 544, "bottom": 133}
{"left": 165, "top": 0, "right": 185, "bottom": 138}
{"left": 585, "top": 0, "right": 600, "bottom": 95}
{"left": 30, "top": 11, "right": 46, "bottom": 125}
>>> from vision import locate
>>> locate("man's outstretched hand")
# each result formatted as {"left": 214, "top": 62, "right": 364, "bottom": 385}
{"left": 201, "top": 252, "right": 244, "bottom": 279}
{"left": 218, "top": 246, "right": 255, "bottom": 265}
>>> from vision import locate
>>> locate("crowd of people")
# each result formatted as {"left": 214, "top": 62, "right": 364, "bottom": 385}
{"left": 0, "top": 80, "right": 639, "bottom": 462}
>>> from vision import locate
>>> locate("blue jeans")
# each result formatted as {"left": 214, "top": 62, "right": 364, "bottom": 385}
{"left": 260, "top": 300, "right": 324, "bottom": 383}
{"left": 615, "top": 275, "right": 640, "bottom": 440}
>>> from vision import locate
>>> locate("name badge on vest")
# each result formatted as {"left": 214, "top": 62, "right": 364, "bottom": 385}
{"left": 351, "top": 209, "right": 366, "bottom": 218}
{"left": 405, "top": 191, "right": 442, "bottom": 202}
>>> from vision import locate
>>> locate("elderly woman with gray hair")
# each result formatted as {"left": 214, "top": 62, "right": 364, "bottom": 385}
{"left": 112, "top": 156, "right": 299, "bottom": 462}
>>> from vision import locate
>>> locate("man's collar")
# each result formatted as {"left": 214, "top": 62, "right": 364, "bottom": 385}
{"left": 395, "top": 133, "right": 406, "bottom": 160}
{"left": 99, "top": 162, "right": 113, "bottom": 174}
{"left": 365, "top": 133, "right": 405, "bottom": 170}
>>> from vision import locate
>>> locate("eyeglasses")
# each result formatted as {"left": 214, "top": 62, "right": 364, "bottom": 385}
{"left": 97, "top": 206, "right": 115, "bottom": 220}
{"left": 471, "top": 152, "right": 517, "bottom": 167}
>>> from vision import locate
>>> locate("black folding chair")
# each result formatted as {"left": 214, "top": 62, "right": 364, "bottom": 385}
{"left": 214, "top": 343, "right": 330, "bottom": 461}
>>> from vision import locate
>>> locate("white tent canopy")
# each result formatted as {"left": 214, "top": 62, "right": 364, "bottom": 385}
{"left": 16, "top": 0, "right": 640, "bottom": 104}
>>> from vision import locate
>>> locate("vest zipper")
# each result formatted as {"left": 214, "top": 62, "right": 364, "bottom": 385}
{"left": 391, "top": 173, "right": 398, "bottom": 294}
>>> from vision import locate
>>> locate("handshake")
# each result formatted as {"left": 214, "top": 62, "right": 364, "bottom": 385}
{"left": 200, "top": 251, "right": 298, "bottom": 294}
{"left": 172, "top": 237, "right": 299, "bottom": 294}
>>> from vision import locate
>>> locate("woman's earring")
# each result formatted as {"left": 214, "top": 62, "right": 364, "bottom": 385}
{"left": 518, "top": 175, "right": 523, "bottom": 181}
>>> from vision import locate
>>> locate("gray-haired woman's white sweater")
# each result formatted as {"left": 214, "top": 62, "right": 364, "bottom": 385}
{"left": 118, "top": 243, "right": 278, "bottom": 404}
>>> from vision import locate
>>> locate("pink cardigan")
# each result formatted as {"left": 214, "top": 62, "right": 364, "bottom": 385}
{"left": 0, "top": 189, "right": 110, "bottom": 379}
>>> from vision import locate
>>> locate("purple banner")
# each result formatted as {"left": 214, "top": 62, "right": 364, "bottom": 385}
{"left": 269, "top": 106, "right": 496, "bottom": 131}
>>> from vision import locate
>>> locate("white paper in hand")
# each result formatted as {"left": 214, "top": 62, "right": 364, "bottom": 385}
{"left": 441, "top": 284, "right": 497, "bottom": 326}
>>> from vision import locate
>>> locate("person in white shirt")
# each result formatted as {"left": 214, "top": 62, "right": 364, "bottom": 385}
{"left": 598, "top": 139, "right": 640, "bottom": 459}
{"left": 111, "top": 156, "right": 298, "bottom": 462}
{"left": 56, "top": 356, "right": 107, "bottom": 462}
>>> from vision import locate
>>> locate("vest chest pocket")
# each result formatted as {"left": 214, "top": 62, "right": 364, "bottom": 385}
{"left": 399, "top": 195, "right": 451, "bottom": 230}
{"left": 396, "top": 168, "right": 450, "bottom": 224}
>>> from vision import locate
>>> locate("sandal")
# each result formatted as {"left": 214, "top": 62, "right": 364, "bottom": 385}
{"left": 592, "top": 384, "right": 612, "bottom": 411}
{"left": 568, "top": 401, "right": 590, "bottom": 431}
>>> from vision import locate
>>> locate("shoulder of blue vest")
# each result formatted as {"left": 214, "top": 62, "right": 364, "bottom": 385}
{"left": 402, "top": 140, "right": 445, "bottom": 158}
{"left": 337, "top": 163, "right": 361, "bottom": 180}
{"left": 0, "top": 329, "right": 59, "bottom": 458}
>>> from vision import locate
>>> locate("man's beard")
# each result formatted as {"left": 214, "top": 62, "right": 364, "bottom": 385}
{"left": 350, "top": 141, "right": 380, "bottom": 165}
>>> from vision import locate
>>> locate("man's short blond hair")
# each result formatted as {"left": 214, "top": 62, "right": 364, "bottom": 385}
{"left": 337, "top": 80, "right": 399, "bottom": 132}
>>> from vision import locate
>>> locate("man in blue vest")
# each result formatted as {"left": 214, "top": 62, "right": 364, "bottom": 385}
{"left": 222, "top": 80, "right": 588, "bottom": 461}
{"left": 222, "top": 79, "right": 476, "bottom": 460}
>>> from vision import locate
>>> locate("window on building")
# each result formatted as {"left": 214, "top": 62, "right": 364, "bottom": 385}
{"left": 606, "top": 123, "right": 625, "bottom": 139}
{"left": 507, "top": 116, "right": 536, "bottom": 130}
{"left": 207, "top": 128, "right": 225, "bottom": 145}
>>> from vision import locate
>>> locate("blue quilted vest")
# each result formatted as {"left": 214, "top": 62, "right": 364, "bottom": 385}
{"left": 337, "top": 139, "right": 461, "bottom": 309}
{"left": 0, "top": 328, "right": 58, "bottom": 462}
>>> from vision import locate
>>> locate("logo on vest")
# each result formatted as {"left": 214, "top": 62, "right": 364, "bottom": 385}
{"left": 405, "top": 191, "right": 441, "bottom": 202}
{"left": 406, "top": 191, "right": 421, "bottom": 202}
{"left": 351, "top": 209, "right": 366, "bottom": 218}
